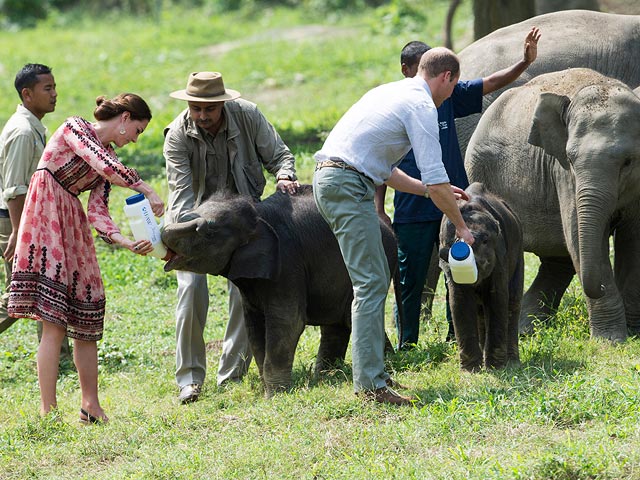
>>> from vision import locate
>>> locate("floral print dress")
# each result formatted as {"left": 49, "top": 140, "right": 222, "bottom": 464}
{"left": 8, "top": 116, "right": 142, "bottom": 341}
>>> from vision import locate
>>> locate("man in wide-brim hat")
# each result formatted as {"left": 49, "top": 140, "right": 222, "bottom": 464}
{"left": 163, "top": 71, "right": 299, "bottom": 404}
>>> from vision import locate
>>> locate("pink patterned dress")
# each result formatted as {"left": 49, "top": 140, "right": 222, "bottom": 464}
{"left": 8, "top": 116, "right": 142, "bottom": 341}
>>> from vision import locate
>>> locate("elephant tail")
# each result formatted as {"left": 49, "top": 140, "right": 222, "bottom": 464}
{"left": 389, "top": 264, "right": 404, "bottom": 353}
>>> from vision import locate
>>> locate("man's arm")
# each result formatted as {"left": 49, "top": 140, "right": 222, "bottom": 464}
{"left": 385, "top": 167, "right": 474, "bottom": 245}
{"left": 164, "top": 126, "right": 196, "bottom": 224}
{"left": 2, "top": 131, "right": 37, "bottom": 260}
{"left": 3, "top": 195, "right": 25, "bottom": 260}
{"left": 250, "top": 108, "right": 299, "bottom": 194}
{"left": 482, "top": 26, "right": 541, "bottom": 95}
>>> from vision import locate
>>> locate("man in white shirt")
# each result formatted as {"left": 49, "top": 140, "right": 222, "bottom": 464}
{"left": 313, "top": 47, "right": 473, "bottom": 405}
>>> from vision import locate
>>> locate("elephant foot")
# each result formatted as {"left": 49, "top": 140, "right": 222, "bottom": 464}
{"left": 264, "top": 382, "right": 292, "bottom": 398}
{"left": 484, "top": 360, "right": 508, "bottom": 370}
{"left": 460, "top": 359, "right": 482, "bottom": 373}
{"left": 590, "top": 327, "right": 626, "bottom": 343}
{"left": 506, "top": 357, "right": 521, "bottom": 369}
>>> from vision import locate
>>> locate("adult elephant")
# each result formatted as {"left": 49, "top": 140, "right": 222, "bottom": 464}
{"left": 456, "top": 10, "right": 640, "bottom": 157}
{"left": 465, "top": 68, "right": 640, "bottom": 342}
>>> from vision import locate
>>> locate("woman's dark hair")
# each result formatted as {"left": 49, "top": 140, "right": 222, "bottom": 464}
{"left": 94, "top": 93, "right": 152, "bottom": 121}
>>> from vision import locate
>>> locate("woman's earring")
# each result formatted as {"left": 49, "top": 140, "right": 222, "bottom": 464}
{"left": 119, "top": 127, "right": 126, "bottom": 135}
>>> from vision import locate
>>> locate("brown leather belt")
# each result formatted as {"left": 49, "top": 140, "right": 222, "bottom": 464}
{"left": 315, "top": 159, "right": 360, "bottom": 172}
{"left": 315, "top": 159, "right": 373, "bottom": 182}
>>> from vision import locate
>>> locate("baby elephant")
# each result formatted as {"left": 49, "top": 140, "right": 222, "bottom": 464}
{"left": 439, "top": 182, "right": 524, "bottom": 371}
{"left": 162, "top": 185, "right": 399, "bottom": 396}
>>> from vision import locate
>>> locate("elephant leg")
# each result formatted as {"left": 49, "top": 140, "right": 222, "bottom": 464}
{"left": 507, "top": 257, "right": 524, "bottom": 364}
{"left": 315, "top": 323, "right": 351, "bottom": 376}
{"left": 262, "top": 310, "right": 305, "bottom": 397}
{"left": 520, "top": 256, "right": 574, "bottom": 334}
{"left": 482, "top": 275, "right": 509, "bottom": 370}
{"left": 614, "top": 219, "right": 640, "bottom": 335}
{"left": 449, "top": 284, "right": 482, "bottom": 372}
{"left": 585, "top": 259, "right": 626, "bottom": 342}
{"left": 243, "top": 306, "right": 266, "bottom": 381}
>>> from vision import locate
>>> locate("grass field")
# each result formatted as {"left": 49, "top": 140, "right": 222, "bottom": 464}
{"left": 2, "top": 2, "right": 640, "bottom": 479}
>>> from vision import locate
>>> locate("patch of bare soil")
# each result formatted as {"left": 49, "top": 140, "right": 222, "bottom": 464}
{"left": 201, "top": 24, "right": 353, "bottom": 57}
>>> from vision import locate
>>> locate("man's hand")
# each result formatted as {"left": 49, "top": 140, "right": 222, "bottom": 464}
{"left": 277, "top": 179, "right": 300, "bottom": 194}
{"left": 3, "top": 232, "right": 17, "bottom": 261}
{"left": 451, "top": 185, "right": 469, "bottom": 201}
{"left": 524, "top": 26, "right": 541, "bottom": 65}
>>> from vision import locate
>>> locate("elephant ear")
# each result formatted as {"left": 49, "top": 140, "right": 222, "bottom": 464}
{"left": 227, "top": 218, "right": 280, "bottom": 281}
{"left": 527, "top": 92, "right": 571, "bottom": 170}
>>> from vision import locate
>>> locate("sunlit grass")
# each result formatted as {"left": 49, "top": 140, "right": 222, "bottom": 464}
{"left": 2, "top": 2, "right": 640, "bottom": 479}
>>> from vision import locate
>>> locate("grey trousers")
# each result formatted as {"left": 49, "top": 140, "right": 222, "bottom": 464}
{"left": 313, "top": 166, "right": 391, "bottom": 392}
{"left": 175, "top": 271, "right": 252, "bottom": 388}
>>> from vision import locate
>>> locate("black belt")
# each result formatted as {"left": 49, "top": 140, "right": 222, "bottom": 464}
{"left": 315, "top": 160, "right": 373, "bottom": 182}
{"left": 0, "top": 209, "right": 8, "bottom": 218}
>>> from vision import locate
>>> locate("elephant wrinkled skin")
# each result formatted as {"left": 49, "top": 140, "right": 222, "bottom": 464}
{"left": 456, "top": 10, "right": 640, "bottom": 157}
{"left": 465, "top": 68, "right": 640, "bottom": 341}
{"left": 439, "top": 183, "right": 524, "bottom": 371}
{"left": 161, "top": 185, "right": 399, "bottom": 396}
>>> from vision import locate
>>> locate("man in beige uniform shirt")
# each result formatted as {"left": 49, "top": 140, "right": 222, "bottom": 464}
{"left": 0, "top": 64, "right": 57, "bottom": 335}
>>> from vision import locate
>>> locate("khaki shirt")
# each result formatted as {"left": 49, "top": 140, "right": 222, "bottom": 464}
{"left": 0, "top": 105, "right": 47, "bottom": 208}
{"left": 163, "top": 98, "right": 297, "bottom": 224}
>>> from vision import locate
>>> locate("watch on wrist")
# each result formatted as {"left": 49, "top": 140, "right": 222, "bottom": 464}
{"left": 277, "top": 174, "right": 292, "bottom": 181}
{"left": 423, "top": 187, "right": 430, "bottom": 199}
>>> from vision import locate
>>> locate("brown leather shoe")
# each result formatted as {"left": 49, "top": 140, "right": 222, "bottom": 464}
{"left": 362, "top": 386, "right": 415, "bottom": 406}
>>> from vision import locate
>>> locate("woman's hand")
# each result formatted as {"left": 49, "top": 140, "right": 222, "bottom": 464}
{"left": 129, "top": 239, "right": 154, "bottom": 255}
{"left": 110, "top": 233, "right": 154, "bottom": 255}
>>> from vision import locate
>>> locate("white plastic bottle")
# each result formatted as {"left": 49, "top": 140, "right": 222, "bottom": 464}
{"left": 123, "top": 193, "right": 167, "bottom": 259}
{"left": 448, "top": 241, "right": 478, "bottom": 284}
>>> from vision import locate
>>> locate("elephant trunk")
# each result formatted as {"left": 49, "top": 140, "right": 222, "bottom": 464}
{"left": 576, "top": 182, "right": 614, "bottom": 300}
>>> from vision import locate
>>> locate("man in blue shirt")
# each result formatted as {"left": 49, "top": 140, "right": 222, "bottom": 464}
{"left": 375, "top": 27, "right": 541, "bottom": 349}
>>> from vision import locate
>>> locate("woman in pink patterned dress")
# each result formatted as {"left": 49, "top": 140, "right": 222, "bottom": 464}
{"left": 8, "top": 93, "right": 164, "bottom": 423}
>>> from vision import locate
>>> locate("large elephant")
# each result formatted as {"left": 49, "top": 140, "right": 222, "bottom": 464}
{"left": 456, "top": 10, "right": 640, "bottom": 157}
{"left": 424, "top": 10, "right": 640, "bottom": 325}
{"left": 465, "top": 68, "right": 640, "bottom": 341}
{"left": 161, "top": 185, "right": 400, "bottom": 396}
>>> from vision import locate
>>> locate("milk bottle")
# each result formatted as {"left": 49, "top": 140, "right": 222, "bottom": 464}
{"left": 448, "top": 241, "right": 478, "bottom": 284}
{"left": 123, "top": 193, "right": 168, "bottom": 259}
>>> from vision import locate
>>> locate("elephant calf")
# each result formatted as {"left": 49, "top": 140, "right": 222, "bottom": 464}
{"left": 439, "top": 183, "right": 524, "bottom": 372}
{"left": 161, "top": 185, "right": 399, "bottom": 396}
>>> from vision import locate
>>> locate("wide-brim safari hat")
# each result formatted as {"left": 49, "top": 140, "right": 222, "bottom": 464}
{"left": 169, "top": 72, "right": 241, "bottom": 102}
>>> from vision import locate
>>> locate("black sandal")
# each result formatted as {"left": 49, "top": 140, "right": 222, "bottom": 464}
{"left": 79, "top": 408, "right": 105, "bottom": 424}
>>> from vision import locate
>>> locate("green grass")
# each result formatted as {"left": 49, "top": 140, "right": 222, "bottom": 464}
{"left": 2, "top": 2, "right": 640, "bottom": 479}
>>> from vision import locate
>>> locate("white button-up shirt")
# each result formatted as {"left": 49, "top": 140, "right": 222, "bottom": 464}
{"left": 314, "top": 76, "right": 448, "bottom": 186}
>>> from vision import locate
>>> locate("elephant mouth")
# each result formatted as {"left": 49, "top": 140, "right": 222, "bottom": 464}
{"left": 164, "top": 252, "right": 185, "bottom": 272}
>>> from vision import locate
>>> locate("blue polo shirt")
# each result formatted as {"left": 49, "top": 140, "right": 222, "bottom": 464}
{"left": 393, "top": 79, "right": 484, "bottom": 223}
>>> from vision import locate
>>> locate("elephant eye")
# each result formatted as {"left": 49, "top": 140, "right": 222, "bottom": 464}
{"left": 623, "top": 158, "right": 632, "bottom": 168}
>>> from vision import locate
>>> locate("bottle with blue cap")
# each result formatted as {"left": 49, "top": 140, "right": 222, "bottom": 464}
{"left": 448, "top": 240, "right": 478, "bottom": 284}
{"left": 123, "top": 193, "right": 167, "bottom": 259}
